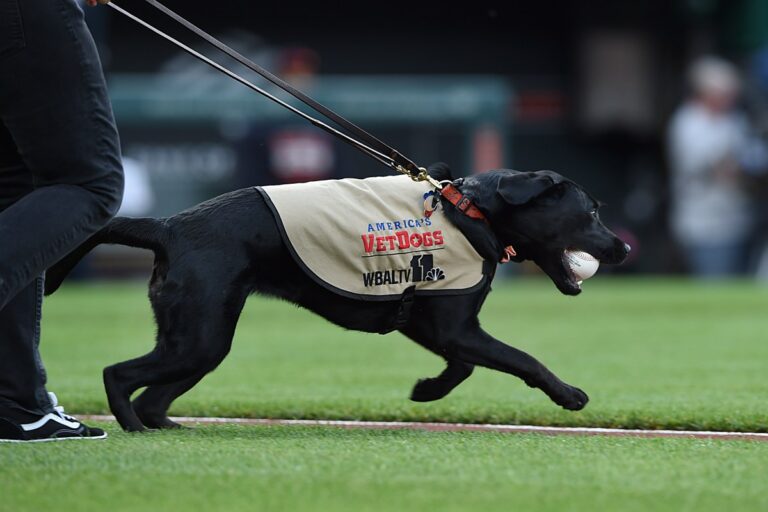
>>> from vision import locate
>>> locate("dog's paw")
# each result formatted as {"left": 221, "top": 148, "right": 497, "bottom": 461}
{"left": 553, "top": 384, "right": 589, "bottom": 411}
{"left": 410, "top": 378, "right": 451, "bottom": 402}
{"left": 133, "top": 405, "right": 185, "bottom": 430}
{"left": 141, "top": 415, "right": 185, "bottom": 430}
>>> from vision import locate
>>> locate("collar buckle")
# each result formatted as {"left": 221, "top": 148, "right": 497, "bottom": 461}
{"left": 439, "top": 183, "right": 488, "bottom": 224}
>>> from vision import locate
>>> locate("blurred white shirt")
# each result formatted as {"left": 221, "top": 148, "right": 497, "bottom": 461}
{"left": 667, "top": 102, "right": 752, "bottom": 245}
{"left": 117, "top": 157, "right": 154, "bottom": 217}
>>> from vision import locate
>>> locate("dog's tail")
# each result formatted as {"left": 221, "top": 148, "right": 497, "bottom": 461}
{"left": 44, "top": 217, "right": 169, "bottom": 296}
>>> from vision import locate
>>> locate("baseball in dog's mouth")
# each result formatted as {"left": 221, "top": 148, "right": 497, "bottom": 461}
{"left": 558, "top": 251, "right": 584, "bottom": 295}
{"left": 532, "top": 251, "right": 584, "bottom": 296}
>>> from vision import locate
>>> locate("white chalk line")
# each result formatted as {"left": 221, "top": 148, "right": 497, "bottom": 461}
{"left": 80, "top": 415, "right": 768, "bottom": 441}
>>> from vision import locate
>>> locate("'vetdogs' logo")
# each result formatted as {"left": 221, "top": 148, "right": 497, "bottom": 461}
{"left": 359, "top": 191, "right": 448, "bottom": 288}
{"left": 361, "top": 230, "right": 444, "bottom": 254}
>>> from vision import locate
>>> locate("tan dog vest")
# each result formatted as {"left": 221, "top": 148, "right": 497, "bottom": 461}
{"left": 258, "top": 175, "right": 488, "bottom": 300}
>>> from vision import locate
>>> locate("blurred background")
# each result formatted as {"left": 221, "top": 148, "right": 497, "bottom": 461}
{"left": 80, "top": 0, "right": 768, "bottom": 281}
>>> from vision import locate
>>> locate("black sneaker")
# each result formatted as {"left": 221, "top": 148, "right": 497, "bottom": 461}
{"left": 0, "top": 392, "right": 107, "bottom": 443}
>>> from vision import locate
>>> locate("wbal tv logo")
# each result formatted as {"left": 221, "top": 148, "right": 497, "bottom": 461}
{"left": 362, "top": 254, "right": 446, "bottom": 287}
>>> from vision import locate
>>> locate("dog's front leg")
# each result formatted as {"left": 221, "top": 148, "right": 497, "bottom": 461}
{"left": 409, "top": 359, "right": 474, "bottom": 402}
{"left": 452, "top": 328, "right": 589, "bottom": 411}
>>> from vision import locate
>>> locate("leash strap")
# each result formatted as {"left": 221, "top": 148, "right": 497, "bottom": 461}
{"left": 109, "top": 0, "right": 425, "bottom": 180}
{"left": 107, "top": 2, "right": 399, "bottom": 171}
{"left": 142, "top": 0, "right": 422, "bottom": 177}
{"left": 108, "top": 2, "right": 494, "bottom": 216}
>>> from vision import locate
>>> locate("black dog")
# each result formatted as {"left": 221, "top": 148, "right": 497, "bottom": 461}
{"left": 46, "top": 164, "right": 629, "bottom": 432}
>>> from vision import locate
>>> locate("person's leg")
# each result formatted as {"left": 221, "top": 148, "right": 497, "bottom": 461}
{"left": 0, "top": 278, "right": 48, "bottom": 416}
{"left": 0, "top": 0, "right": 124, "bottom": 311}
{"left": 0, "top": 117, "right": 52, "bottom": 416}
{"left": 0, "top": 0, "right": 123, "bottom": 424}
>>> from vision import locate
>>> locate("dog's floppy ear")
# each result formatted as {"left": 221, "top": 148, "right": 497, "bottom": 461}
{"left": 496, "top": 171, "right": 560, "bottom": 206}
{"left": 427, "top": 162, "right": 453, "bottom": 182}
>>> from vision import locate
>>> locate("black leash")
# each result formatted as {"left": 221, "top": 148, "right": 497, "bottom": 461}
{"left": 107, "top": 1, "right": 438, "bottom": 186}
{"left": 142, "top": 0, "right": 421, "bottom": 176}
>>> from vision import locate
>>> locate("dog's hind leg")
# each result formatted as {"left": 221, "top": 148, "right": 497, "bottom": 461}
{"left": 104, "top": 285, "right": 246, "bottom": 431}
{"left": 132, "top": 365, "right": 225, "bottom": 430}
{"left": 409, "top": 359, "right": 474, "bottom": 402}
{"left": 104, "top": 327, "right": 237, "bottom": 431}
{"left": 103, "top": 350, "right": 174, "bottom": 432}
{"left": 131, "top": 374, "right": 205, "bottom": 429}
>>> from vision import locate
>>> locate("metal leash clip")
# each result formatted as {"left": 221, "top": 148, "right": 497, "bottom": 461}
{"left": 396, "top": 165, "right": 443, "bottom": 190}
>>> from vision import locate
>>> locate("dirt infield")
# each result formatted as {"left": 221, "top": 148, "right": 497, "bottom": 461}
{"left": 81, "top": 415, "right": 768, "bottom": 441}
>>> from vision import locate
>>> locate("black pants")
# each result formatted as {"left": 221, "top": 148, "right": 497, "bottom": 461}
{"left": 0, "top": 0, "right": 124, "bottom": 415}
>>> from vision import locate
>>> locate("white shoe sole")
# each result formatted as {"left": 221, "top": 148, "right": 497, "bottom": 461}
{"left": 0, "top": 432, "right": 108, "bottom": 443}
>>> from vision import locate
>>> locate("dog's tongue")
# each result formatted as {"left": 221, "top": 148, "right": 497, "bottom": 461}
{"left": 500, "top": 245, "right": 517, "bottom": 264}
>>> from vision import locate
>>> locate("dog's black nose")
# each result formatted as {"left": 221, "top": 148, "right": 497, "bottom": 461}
{"left": 623, "top": 243, "right": 631, "bottom": 255}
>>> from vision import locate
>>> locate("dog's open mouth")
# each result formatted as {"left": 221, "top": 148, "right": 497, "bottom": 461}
{"left": 538, "top": 249, "right": 598, "bottom": 296}
{"left": 561, "top": 251, "right": 583, "bottom": 293}
{"left": 530, "top": 250, "right": 580, "bottom": 296}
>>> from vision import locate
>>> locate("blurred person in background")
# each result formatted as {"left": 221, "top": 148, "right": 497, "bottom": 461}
{"left": 117, "top": 158, "right": 154, "bottom": 217}
{"left": 746, "top": 47, "right": 768, "bottom": 281}
{"left": 667, "top": 56, "right": 760, "bottom": 278}
{"left": 0, "top": 0, "right": 122, "bottom": 442}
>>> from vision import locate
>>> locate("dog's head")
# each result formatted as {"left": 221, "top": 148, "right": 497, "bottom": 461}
{"left": 441, "top": 167, "right": 630, "bottom": 296}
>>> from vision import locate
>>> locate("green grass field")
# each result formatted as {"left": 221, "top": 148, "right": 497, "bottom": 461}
{"left": 3, "top": 425, "right": 768, "bottom": 512}
{"left": 37, "top": 278, "right": 768, "bottom": 430}
{"left": 2, "top": 277, "right": 767, "bottom": 511}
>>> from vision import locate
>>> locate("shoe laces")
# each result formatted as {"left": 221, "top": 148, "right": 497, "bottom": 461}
{"left": 48, "top": 392, "right": 79, "bottom": 423}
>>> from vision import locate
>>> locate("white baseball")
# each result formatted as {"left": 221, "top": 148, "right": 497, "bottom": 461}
{"left": 564, "top": 250, "right": 600, "bottom": 281}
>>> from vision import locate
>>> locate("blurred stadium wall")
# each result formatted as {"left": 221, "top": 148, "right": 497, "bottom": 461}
{"left": 80, "top": 0, "right": 768, "bottom": 277}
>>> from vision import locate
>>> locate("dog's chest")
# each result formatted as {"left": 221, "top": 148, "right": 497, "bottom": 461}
{"left": 258, "top": 176, "right": 487, "bottom": 300}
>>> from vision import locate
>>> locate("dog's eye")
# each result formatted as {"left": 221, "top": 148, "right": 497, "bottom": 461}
{"left": 589, "top": 209, "right": 598, "bottom": 217}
